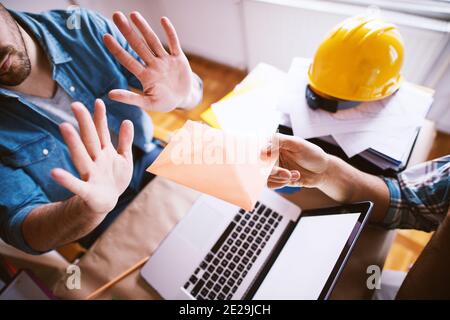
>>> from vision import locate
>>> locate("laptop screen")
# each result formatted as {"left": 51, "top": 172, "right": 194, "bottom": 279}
{"left": 252, "top": 212, "right": 361, "bottom": 300}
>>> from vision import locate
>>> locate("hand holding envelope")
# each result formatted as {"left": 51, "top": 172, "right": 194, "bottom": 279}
{"left": 147, "top": 120, "right": 278, "bottom": 210}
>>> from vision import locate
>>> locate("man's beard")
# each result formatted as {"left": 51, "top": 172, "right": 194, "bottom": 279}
{"left": 0, "top": 45, "right": 31, "bottom": 86}
{"left": 0, "top": 7, "right": 32, "bottom": 87}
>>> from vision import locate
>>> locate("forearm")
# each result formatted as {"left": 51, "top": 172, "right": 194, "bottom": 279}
{"left": 22, "top": 195, "right": 106, "bottom": 252}
{"left": 319, "top": 155, "right": 390, "bottom": 223}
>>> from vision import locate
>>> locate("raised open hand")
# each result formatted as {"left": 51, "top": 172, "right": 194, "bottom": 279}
{"left": 51, "top": 99, "right": 134, "bottom": 214}
{"left": 103, "top": 11, "right": 193, "bottom": 112}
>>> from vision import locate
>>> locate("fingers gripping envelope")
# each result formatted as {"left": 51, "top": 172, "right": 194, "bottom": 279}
{"left": 147, "top": 120, "right": 278, "bottom": 211}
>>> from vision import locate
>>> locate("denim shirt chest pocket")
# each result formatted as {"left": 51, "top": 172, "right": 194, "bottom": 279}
{"left": 1, "top": 133, "right": 75, "bottom": 202}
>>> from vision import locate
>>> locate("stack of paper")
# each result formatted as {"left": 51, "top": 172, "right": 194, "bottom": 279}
{"left": 280, "top": 58, "right": 434, "bottom": 170}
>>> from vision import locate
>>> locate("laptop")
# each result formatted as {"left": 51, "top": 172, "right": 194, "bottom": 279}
{"left": 141, "top": 188, "right": 372, "bottom": 300}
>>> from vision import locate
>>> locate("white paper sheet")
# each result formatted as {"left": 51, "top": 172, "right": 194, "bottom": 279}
{"left": 333, "top": 124, "right": 423, "bottom": 159}
{"left": 211, "top": 63, "right": 288, "bottom": 136}
{"left": 290, "top": 83, "right": 432, "bottom": 139}
{"left": 212, "top": 89, "right": 282, "bottom": 136}
{"left": 237, "top": 62, "right": 287, "bottom": 94}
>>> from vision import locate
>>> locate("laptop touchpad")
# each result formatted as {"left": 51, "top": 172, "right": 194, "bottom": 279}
{"left": 177, "top": 202, "right": 226, "bottom": 251}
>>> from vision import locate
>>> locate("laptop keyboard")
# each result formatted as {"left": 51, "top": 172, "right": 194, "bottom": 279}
{"left": 183, "top": 201, "right": 283, "bottom": 300}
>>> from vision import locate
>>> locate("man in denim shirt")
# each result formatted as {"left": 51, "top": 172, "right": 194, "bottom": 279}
{"left": 0, "top": 5, "right": 202, "bottom": 254}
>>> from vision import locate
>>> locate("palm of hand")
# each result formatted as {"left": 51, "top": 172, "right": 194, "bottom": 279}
{"left": 51, "top": 100, "right": 134, "bottom": 215}
{"left": 81, "top": 144, "right": 133, "bottom": 213}
{"left": 138, "top": 54, "right": 193, "bottom": 112}
{"left": 104, "top": 12, "right": 194, "bottom": 112}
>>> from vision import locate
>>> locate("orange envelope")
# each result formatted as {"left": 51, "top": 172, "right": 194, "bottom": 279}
{"left": 147, "top": 120, "right": 278, "bottom": 211}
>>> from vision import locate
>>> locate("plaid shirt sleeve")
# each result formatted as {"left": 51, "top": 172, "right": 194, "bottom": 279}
{"left": 380, "top": 155, "right": 450, "bottom": 231}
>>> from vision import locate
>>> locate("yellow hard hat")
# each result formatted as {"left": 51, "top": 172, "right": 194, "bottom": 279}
{"left": 308, "top": 15, "right": 405, "bottom": 103}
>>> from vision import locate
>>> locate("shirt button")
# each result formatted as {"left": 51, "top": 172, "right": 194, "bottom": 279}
{"left": 42, "top": 148, "right": 49, "bottom": 156}
{"left": 69, "top": 86, "right": 75, "bottom": 92}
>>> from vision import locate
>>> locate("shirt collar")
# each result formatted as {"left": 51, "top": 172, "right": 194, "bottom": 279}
{"left": 9, "top": 10, "right": 72, "bottom": 65}
{"left": 0, "top": 10, "right": 72, "bottom": 98}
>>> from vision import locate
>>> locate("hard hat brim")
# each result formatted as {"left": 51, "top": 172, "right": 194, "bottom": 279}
{"left": 307, "top": 65, "right": 403, "bottom": 102}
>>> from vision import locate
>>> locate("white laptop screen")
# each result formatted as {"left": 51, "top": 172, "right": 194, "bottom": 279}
{"left": 253, "top": 212, "right": 361, "bottom": 300}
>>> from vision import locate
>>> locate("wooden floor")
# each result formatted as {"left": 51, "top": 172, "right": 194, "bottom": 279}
{"left": 150, "top": 54, "right": 450, "bottom": 272}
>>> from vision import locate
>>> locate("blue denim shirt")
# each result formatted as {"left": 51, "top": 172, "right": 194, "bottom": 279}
{"left": 0, "top": 9, "right": 194, "bottom": 253}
